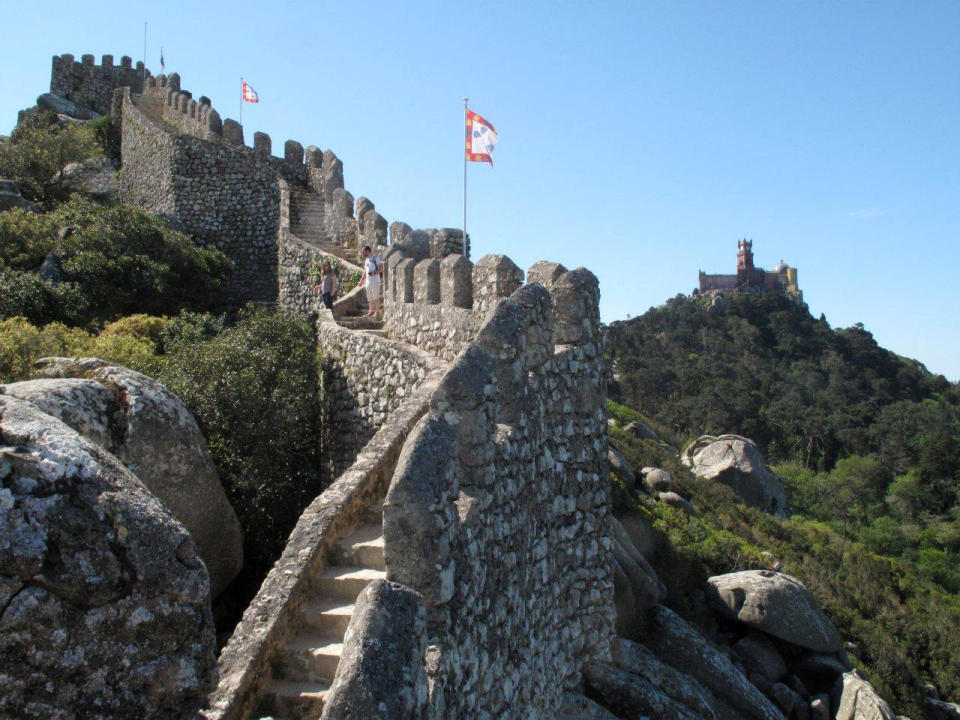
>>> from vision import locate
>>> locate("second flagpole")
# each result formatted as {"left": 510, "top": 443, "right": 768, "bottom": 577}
{"left": 462, "top": 97, "right": 468, "bottom": 255}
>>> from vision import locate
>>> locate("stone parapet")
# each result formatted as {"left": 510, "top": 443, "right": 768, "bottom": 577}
{"left": 390, "top": 222, "right": 469, "bottom": 260}
{"left": 138, "top": 80, "right": 309, "bottom": 185}
{"left": 383, "top": 273, "right": 613, "bottom": 717}
{"left": 319, "top": 314, "right": 447, "bottom": 479}
{"left": 384, "top": 255, "right": 601, "bottom": 362}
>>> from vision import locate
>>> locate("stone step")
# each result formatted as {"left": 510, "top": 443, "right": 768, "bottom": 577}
{"left": 362, "top": 329, "right": 388, "bottom": 338}
{"left": 330, "top": 523, "right": 385, "bottom": 570}
{"left": 301, "top": 599, "right": 355, "bottom": 636}
{"left": 316, "top": 566, "right": 386, "bottom": 600}
{"left": 363, "top": 502, "right": 384, "bottom": 525}
{"left": 281, "top": 632, "right": 343, "bottom": 680}
{"left": 258, "top": 679, "right": 329, "bottom": 718}
{"left": 338, "top": 316, "right": 383, "bottom": 331}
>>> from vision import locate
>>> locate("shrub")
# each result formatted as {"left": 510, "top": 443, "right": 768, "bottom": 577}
{"left": 0, "top": 112, "right": 103, "bottom": 207}
{"left": 860, "top": 516, "right": 908, "bottom": 556}
{"left": 158, "top": 310, "right": 225, "bottom": 353}
{"left": 0, "top": 198, "right": 232, "bottom": 327}
{"left": 49, "top": 196, "right": 232, "bottom": 322}
{"left": 100, "top": 314, "right": 168, "bottom": 350}
{"left": 86, "top": 332, "right": 159, "bottom": 374}
{"left": 0, "top": 317, "right": 94, "bottom": 382}
{"left": 0, "top": 208, "right": 57, "bottom": 270}
{"left": 88, "top": 115, "right": 120, "bottom": 160}
{"left": 0, "top": 270, "right": 89, "bottom": 327}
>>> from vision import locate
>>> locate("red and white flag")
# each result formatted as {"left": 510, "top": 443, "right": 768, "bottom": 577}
{"left": 242, "top": 80, "right": 259, "bottom": 103}
{"left": 465, "top": 109, "right": 497, "bottom": 165}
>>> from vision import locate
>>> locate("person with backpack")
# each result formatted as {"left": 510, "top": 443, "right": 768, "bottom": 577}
{"left": 361, "top": 245, "right": 384, "bottom": 318}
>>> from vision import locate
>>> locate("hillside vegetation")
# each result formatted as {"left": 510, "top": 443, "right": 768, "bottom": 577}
{"left": 605, "top": 295, "right": 960, "bottom": 717}
{"left": 0, "top": 116, "right": 323, "bottom": 635}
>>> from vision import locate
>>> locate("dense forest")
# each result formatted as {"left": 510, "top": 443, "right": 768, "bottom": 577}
{"left": 605, "top": 293, "right": 960, "bottom": 717}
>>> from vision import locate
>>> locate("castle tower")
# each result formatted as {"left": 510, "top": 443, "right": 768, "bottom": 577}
{"left": 737, "top": 239, "right": 754, "bottom": 283}
{"left": 737, "top": 239, "right": 754, "bottom": 273}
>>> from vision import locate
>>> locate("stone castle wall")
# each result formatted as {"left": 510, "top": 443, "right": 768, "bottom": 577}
{"left": 49, "top": 53, "right": 461, "bottom": 311}
{"left": 381, "top": 263, "right": 614, "bottom": 718}
{"left": 117, "top": 88, "right": 175, "bottom": 215}
{"left": 117, "top": 89, "right": 280, "bottom": 303}
{"left": 51, "top": 53, "right": 148, "bottom": 115}
{"left": 319, "top": 319, "right": 444, "bottom": 479}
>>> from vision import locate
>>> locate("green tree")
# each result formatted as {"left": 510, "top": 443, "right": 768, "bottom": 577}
{"left": 155, "top": 306, "right": 323, "bottom": 578}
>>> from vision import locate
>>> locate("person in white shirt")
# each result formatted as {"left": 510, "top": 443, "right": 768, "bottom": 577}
{"left": 360, "top": 245, "right": 384, "bottom": 318}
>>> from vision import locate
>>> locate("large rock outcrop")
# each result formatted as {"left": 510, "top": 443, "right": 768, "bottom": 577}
{"left": 682, "top": 434, "right": 788, "bottom": 515}
{"left": 646, "top": 605, "right": 785, "bottom": 720}
{"left": 2, "top": 357, "right": 243, "bottom": 596}
{"left": 832, "top": 670, "right": 896, "bottom": 720}
{"left": 610, "top": 637, "right": 718, "bottom": 719}
{"left": 61, "top": 156, "right": 119, "bottom": 202}
{"left": 0, "top": 394, "right": 217, "bottom": 719}
{"left": 611, "top": 516, "right": 664, "bottom": 623}
{"left": 706, "top": 570, "right": 843, "bottom": 652}
{"left": 0, "top": 178, "right": 38, "bottom": 213}
{"left": 36, "top": 92, "right": 102, "bottom": 120}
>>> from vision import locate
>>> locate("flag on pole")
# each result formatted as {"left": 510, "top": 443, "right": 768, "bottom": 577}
{"left": 242, "top": 80, "right": 259, "bottom": 103}
{"left": 465, "top": 109, "right": 497, "bottom": 165}
{"left": 159, "top": 47, "right": 165, "bottom": 72}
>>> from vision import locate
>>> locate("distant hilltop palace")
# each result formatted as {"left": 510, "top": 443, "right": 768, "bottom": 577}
{"left": 696, "top": 239, "right": 802, "bottom": 301}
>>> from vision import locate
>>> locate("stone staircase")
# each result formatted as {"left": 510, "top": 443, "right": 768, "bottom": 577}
{"left": 255, "top": 504, "right": 387, "bottom": 719}
{"left": 336, "top": 296, "right": 385, "bottom": 336}
{"left": 289, "top": 187, "right": 358, "bottom": 268}
{"left": 287, "top": 187, "right": 385, "bottom": 334}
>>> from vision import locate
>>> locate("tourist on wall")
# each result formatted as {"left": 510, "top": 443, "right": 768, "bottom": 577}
{"left": 318, "top": 260, "right": 338, "bottom": 310}
{"left": 361, "top": 246, "right": 384, "bottom": 318}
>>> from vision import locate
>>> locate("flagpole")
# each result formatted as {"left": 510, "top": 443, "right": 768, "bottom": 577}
{"left": 462, "top": 97, "right": 468, "bottom": 254}
{"left": 240, "top": 77, "right": 243, "bottom": 127}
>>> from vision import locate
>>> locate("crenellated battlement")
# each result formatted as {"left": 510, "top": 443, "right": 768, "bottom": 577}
{"left": 381, "top": 250, "right": 599, "bottom": 361}
{"left": 51, "top": 53, "right": 149, "bottom": 115}
{"left": 45, "top": 54, "right": 451, "bottom": 311}
{"left": 139, "top": 75, "right": 314, "bottom": 185}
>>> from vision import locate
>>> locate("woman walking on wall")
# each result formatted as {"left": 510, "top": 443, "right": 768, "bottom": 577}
{"left": 361, "top": 245, "right": 384, "bottom": 318}
{"left": 318, "top": 260, "right": 338, "bottom": 310}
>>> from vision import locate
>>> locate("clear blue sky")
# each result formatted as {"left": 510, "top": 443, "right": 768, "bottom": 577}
{"left": 3, "top": 1, "right": 959, "bottom": 379}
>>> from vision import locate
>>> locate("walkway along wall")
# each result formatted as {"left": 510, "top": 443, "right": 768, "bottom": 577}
{"left": 204, "top": 254, "right": 615, "bottom": 719}
{"left": 381, "top": 263, "right": 614, "bottom": 718}
{"left": 204, "top": 307, "right": 447, "bottom": 720}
